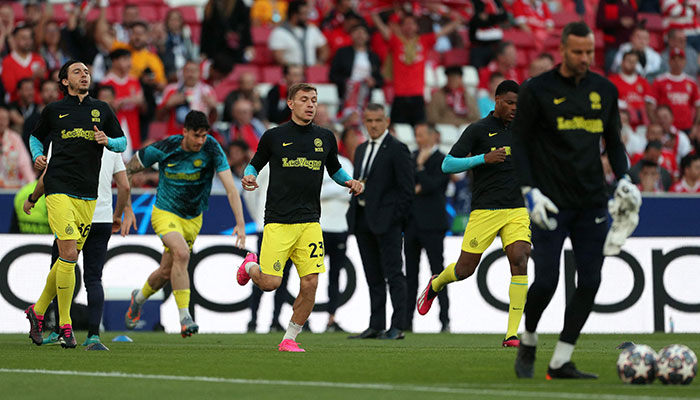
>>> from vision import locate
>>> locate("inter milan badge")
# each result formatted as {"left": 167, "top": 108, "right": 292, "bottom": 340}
{"left": 589, "top": 92, "right": 601, "bottom": 110}
{"left": 273, "top": 260, "right": 282, "bottom": 271}
{"left": 314, "top": 138, "right": 323, "bottom": 152}
{"left": 193, "top": 159, "right": 203, "bottom": 167}
{"left": 470, "top": 238, "right": 478, "bottom": 248}
{"left": 65, "top": 225, "right": 74, "bottom": 235}
{"left": 91, "top": 109, "right": 101, "bottom": 122}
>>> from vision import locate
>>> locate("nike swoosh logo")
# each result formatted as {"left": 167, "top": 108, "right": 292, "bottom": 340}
{"left": 58, "top": 286, "right": 69, "bottom": 289}
{"left": 489, "top": 132, "right": 498, "bottom": 137}
{"left": 283, "top": 142, "right": 293, "bottom": 147}
{"left": 59, "top": 114, "right": 69, "bottom": 118}
{"left": 167, "top": 163, "right": 177, "bottom": 167}
{"left": 595, "top": 216, "right": 607, "bottom": 224}
{"left": 316, "top": 263, "right": 323, "bottom": 268}
{"left": 553, "top": 97, "right": 566, "bottom": 105}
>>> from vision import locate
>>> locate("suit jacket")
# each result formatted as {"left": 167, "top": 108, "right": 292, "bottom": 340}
{"left": 410, "top": 149, "right": 450, "bottom": 231}
{"left": 347, "top": 134, "right": 414, "bottom": 235}
{"left": 329, "top": 46, "right": 384, "bottom": 103}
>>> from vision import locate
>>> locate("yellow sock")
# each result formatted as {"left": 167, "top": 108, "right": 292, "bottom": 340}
{"left": 34, "top": 264, "right": 58, "bottom": 315}
{"left": 506, "top": 275, "right": 528, "bottom": 339}
{"left": 55, "top": 258, "right": 77, "bottom": 326}
{"left": 142, "top": 281, "right": 157, "bottom": 299}
{"left": 431, "top": 263, "right": 459, "bottom": 293}
{"left": 173, "top": 289, "right": 191, "bottom": 310}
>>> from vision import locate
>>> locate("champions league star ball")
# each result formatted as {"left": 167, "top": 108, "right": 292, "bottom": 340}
{"left": 617, "top": 344, "right": 658, "bottom": 384}
{"left": 656, "top": 344, "right": 698, "bottom": 385}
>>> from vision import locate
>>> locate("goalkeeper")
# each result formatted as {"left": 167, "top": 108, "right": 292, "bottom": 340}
{"left": 510, "top": 22, "right": 641, "bottom": 380}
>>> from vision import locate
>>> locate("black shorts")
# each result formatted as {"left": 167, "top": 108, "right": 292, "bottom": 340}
{"left": 390, "top": 96, "right": 425, "bottom": 125}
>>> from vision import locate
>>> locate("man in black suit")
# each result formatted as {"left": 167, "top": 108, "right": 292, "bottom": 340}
{"left": 404, "top": 123, "right": 450, "bottom": 332}
{"left": 347, "top": 103, "right": 414, "bottom": 340}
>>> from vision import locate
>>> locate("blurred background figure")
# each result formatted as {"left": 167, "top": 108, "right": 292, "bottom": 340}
{"left": 223, "top": 71, "right": 265, "bottom": 122}
{"left": 670, "top": 154, "right": 700, "bottom": 193}
{"left": 0, "top": 106, "right": 35, "bottom": 189}
{"left": 158, "top": 60, "right": 217, "bottom": 135}
{"left": 269, "top": 0, "right": 328, "bottom": 67}
{"left": 201, "top": 0, "right": 252, "bottom": 75}
{"left": 427, "top": 66, "right": 480, "bottom": 126}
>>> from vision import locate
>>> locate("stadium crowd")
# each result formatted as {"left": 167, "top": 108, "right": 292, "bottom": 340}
{"left": 1, "top": 0, "right": 700, "bottom": 201}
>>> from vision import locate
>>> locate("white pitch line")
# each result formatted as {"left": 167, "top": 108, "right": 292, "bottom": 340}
{"left": 0, "top": 368, "right": 692, "bottom": 400}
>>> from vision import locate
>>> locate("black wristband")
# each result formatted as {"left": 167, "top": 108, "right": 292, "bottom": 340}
{"left": 27, "top": 193, "right": 38, "bottom": 204}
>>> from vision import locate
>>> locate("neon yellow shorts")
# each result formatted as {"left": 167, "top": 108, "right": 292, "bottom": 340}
{"left": 151, "top": 206, "right": 203, "bottom": 251}
{"left": 461, "top": 207, "right": 531, "bottom": 254}
{"left": 260, "top": 222, "right": 326, "bottom": 278}
{"left": 45, "top": 194, "right": 96, "bottom": 250}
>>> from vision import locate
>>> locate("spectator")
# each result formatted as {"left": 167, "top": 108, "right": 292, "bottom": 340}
{"left": 661, "top": 0, "right": 700, "bottom": 52}
{"left": 329, "top": 23, "right": 383, "bottom": 117}
{"left": 637, "top": 159, "right": 666, "bottom": 192}
{"left": 250, "top": 0, "right": 287, "bottom": 26}
{"left": 325, "top": 11, "right": 363, "bottom": 60}
{"left": 468, "top": 0, "right": 509, "bottom": 69}
{"left": 220, "top": 98, "right": 265, "bottom": 150}
{"left": 427, "top": 66, "right": 480, "bottom": 126}
{"left": 620, "top": 109, "right": 647, "bottom": 155}
{"left": 660, "top": 29, "right": 700, "bottom": 78}
{"left": 0, "top": 3, "right": 14, "bottom": 57}
{"left": 596, "top": 0, "right": 638, "bottom": 73}
{"left": 201, "top": 0, "right": 252, "bottom": 72}
{"left": 629, "top": 140, "right": 674, "bottom": 190}
{"left": 8, "top": 78, "right": 38, "bottom": 134}
{"left": 269, "top": 0, "right": 329, "bottom": 66}
{"left": 372, "top": 12, "right": 461, "bottom": 125}
{"left": 340, "top": 125, "right": 362, "bottom": 162}
{"left": 63, "top": 2, "right": 102, "bottom": 75}
{"left": 477, "top": 71, "right": 505, "bottom": 118}
{"left": 223, "top": 71, "right": 265, "bottom": 122}
{"left": 528, "top": 52, "right": 554, "bottom": 78}
{"left": 417, "top": 3, "right": 465, "bottom": 54}
{"left": 158, "top": 61, "right": 218, "bottom": 135}
{"left": 227, "top": 140, "right": 251, "bottom": 180}
{"left": 510, "top": 0, "right": 554, "bottom": 52}
{"left": 477, "top": 41, "right": 523, "bottom": 98}
{"left": 38, "top": 21, "right": 68, "bottom": 74}
{"left": 0, "top": 106, "right": 35, "bottom": 188}
{"left": 656, "top": 105, "right": 694, "bottom": 167}
{"left": 22, "top": 79, "right": 58, "bottom": 152}
{"left": 670, "top": 153, "right": 700, "bottom": 192}
{"left": 102, "top": 49, "right": 146, "bottom": 155}
{"left": 320, "top": 0, "right": 355, "bottom": 32}
{"left": 2, "top": 25, "right": 48, "bottom": 104}
{"left": 314, "top": 104, "right": 335, "bottom": 131}
{"left": 611, "top": 25, "right": 663, "bottom": 78}
{"left": 609, "top": 51, "right": 655, "bottom": 129}
{"left": 114, "top": 4, "right": 140, "bottom": 43}
{"left": 265, "top": 64, "right": 305, "bottom": 124}
{"left": 652, "top": 48, "right": 700, "bottom": 133}
{"left": 122, "top": 22, "right": 167, "bottom": 88}
{"left": 159, "top": 9, "right": 197, "bottom": 82}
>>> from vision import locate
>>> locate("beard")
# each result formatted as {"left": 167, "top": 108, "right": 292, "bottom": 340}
{"left": 69, "top": 82, "right": 89, "bottom": 94}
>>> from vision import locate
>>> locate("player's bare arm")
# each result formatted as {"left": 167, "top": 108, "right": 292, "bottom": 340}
{"left": 113, "top": 170, "right": 137, "bottom": 236}
{"left": 218, "top": 169, "right": 247, "bottom": 248}
{"left": 24, "top": 169, "right": 47, "bottom": 215}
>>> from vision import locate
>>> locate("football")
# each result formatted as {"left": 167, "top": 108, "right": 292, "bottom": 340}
{"left": 656, "top": 344, "right": 698, "bottom": 385}
{"left": 617, "top": 344, "right": 658, "bottom": 384}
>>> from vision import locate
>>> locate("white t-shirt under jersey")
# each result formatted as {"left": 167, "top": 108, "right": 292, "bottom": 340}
{"left": 93, "top": 150, "right": 126, "bottom": 223}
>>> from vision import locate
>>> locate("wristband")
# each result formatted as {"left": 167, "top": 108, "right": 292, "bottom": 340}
{"left": 27, "top": 193, "right": 38, "bottom": 204}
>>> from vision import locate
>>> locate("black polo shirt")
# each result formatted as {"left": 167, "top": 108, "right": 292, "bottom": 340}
{"left": 511, "top": 67, "right": 628, "bottom": 209}
{"left": 450, "top": 112, "right": 523, "bottom": 210}
{"left": 32, "top": 94, "right": 124, "bottom": 199}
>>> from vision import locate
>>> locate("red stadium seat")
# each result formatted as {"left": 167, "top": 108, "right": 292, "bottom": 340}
{"left": 11, "top": 2, "right": 24, "bottom": 22}
{"left": 189, "top": 24, "right": 202, "bottom": 46}
{"left": 502, "top": 29, "right": 534, "bottom": 49}
{"left": 214, "top": 79, "right": 239, "bottom": 102}
{"left": 140, "top": 5, "right": 159, "bottom": 22}
{"left": 252, "top": 46, "right": 274, "bottom": 65}
{"left": 306, "top": 65, "right": 330, "bottom": 83}
{"left": 252, "top": 26, "right": 272, "bottom": 46}
{"left": 51, "top": 3, "right": 69, "bottom": 24}
{"left": 516, "top": 48, "right": 530, "bottom": 68}
{"left": 177, "top": 6, "right": 199, "bottom": 25}
{"left": 262, "top": 65, "right": 283, "bottom": 83}
{"left": 640, "top": 12, "right": 664, "bottom": 33}
{"left": 442, "top": 48, "right": 469, "bottom": 67}
{"left": 552, "top": 11, "right": 581, "bottom": 29}
{"left": 228, "top": 64, "right": 261, "bottom": 83}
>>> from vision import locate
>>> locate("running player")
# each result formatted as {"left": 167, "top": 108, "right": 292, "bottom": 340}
{"left": 26, "top": 60, "right": 126, "bottom": 348}
{"left": 237, "top": 83, "right": 364, "bottom": 352}
{"left": 416, "top": 80, "right": 530, "bottom": 347}
{"left": 124, "top": 110, "right": 247, "bottom": 337}
{"left": 511, "top": 22, "right": 640, "bottom": 379}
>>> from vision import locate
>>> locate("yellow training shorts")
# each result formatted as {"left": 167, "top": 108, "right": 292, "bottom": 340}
{"left": 45, "top": 194, "right": 97, "bottom": 250}
{"left": 151, "top": 206, "right": 203, "bottom": 251}
{"left": 260, "top": 222, "right": 326, "bottom": 278}
{"left": 461, "top": 207, "right": 531, "bottom": 254}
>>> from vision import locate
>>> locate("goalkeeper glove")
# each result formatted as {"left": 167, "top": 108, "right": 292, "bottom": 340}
{"left": 604, "top": 176, "right": 642, "bottom": 256}
{"left": 522, "top": 186, "right": 559, "bottom": 231}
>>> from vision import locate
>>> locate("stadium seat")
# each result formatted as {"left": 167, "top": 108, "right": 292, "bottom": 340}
{"left": 252, "top": 26, "right": 272, "bottom": 46}
{"left": 435, "top": 124, "right": 460, "bottom": 145}
{"left": 315, "top": 84, "right": 339, "bottom": 105}
{"left": 51, "top": 4, "right": 69, "bottom": 24}
{"left": 425, "top": 64, "right": 438, "bottom": 88}
{"left": 189, "top": 24, "right": 202, "bottom": 46}
{"left": 228, "top": 64, "right": 261, "bottom": 83}
{"left": 640, "top": 13, "right": 664, "bottom": 33}
{"left": 434, "top": 65, "right": 447, "bottom": 87}
{"left": 370, "top": 88, "right": 386, "bottom": 105}
{"left": 140, "top": 5, "right": 160, "bottom": 22}
{"left": 516, "top": 48, "right": 530, "bottom": 68}
{"left": 262, "top": 65, "right": 282, "bottom": 83}
{"left": 393, "top": 123, "right": 415, "bottom": 147}
{"left": 253, "top": 46, "right": 274, "bottom": 66}
{"left": 502, "top": 29, "right": 534, "bottom": 49}
{"left": 11, "top": 2, "right": 24, "bottom": 21}
{"left": 177, "top": 6, "right": 200, "bottom": 25}
{"left": 306, "top": 65, "right": 330, "bottom": 83}
{"left": 553, "top": 11, "right": 580, "bottom": 29}
{"left": 442, "top": 48, "right": 469, "bottom": 67}
{"left": 462, "top": 66, "right": 479, "bottom": 87}
{"left": 214, "top": 79, "right": 238, "bottom": 102}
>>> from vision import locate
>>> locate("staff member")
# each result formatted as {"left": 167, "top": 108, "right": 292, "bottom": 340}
{"left": 347, "top": 103, "right": 414, "bottom": 340}
{"left": 511, "top": 22, "right": 640, "bottom": 379}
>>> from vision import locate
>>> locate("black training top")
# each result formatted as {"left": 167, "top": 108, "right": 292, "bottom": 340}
{"left": 250, "top": 120, "right": 343, "bottom": 224}
{"left": 32, "top": 94, "right": 124, "bottom": 199}
{"left": 450, "top": 112, "right": 524, "bottom": 210}
{"left": 511, "top": 67, "right": 628, "bottom": 209}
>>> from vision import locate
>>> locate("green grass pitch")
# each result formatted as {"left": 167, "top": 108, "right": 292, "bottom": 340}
{"left": 1, "top": 332, "right": 698, "bottom": 400}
